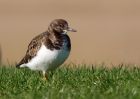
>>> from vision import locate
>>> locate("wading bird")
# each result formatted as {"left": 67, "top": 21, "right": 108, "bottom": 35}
{"left": 16, "top": 19, "right": 76, "bottom": 80}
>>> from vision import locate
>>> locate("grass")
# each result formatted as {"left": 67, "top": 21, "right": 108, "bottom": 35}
{"left": 0, "top": 64, "right": 140, "bottom": 99}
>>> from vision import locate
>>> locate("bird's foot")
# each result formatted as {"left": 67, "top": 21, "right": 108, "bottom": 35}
{"left": 42, "top": 71, "right": 49, "bottom": 81}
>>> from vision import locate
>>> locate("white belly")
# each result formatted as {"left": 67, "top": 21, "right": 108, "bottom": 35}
{"left": 25, "top": 44, "right": 70, "bottom": 71}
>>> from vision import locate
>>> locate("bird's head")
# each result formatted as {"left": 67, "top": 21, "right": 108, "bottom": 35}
{"left": 48, "top": 19, "right": 77, "bottom": 34}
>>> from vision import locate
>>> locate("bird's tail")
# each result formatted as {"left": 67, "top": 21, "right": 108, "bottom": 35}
{"left": 16, "top": 61, "right": 27, "bottom": 68}
{"left": 16, "top": 64, "right": 20, "bottom": 68}
{"left": 16, "top": 55, "right": 29, "bottom": 68}
{"left": 16, "top": 57, "right": 25, "bottom": 68}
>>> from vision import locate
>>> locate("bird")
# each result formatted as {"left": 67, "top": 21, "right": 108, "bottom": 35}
{"left": 16, "top": 19, "right": 77, "bottom": 80}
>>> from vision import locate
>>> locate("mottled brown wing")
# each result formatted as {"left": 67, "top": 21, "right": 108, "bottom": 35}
{"left": 16, "top": 33, "right": 45, "bottom": 67}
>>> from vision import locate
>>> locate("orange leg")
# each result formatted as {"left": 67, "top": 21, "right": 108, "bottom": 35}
{"left": 43, "top": 71, "right": 48, "bottom": 80}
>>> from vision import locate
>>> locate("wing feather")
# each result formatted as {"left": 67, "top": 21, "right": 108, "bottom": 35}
{"left": 16, "top": 32, "right": 46, "bottom": 67}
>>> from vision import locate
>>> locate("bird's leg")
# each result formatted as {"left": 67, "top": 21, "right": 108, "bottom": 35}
{"left": 43, "top": 71, "right": 48, "bottom": 80}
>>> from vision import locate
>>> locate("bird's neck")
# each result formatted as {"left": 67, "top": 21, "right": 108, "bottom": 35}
{"left": 48, "top": 29, "right": 67, "bottom": 38}
{"left": 47, "top": 30, "right": 66, "bottom": 43}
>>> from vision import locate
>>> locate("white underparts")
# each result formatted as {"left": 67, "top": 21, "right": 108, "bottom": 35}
{"left": 22, "top": 43, "right": 70, "bottom": 72}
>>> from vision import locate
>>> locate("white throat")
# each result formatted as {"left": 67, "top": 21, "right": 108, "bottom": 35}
{"left": 62, "top": 30, "right": 67, "bottom": 34}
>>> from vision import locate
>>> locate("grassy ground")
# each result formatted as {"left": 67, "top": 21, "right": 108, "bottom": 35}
{"left": 0, "top": 64, "right": 140, "bottom": 99}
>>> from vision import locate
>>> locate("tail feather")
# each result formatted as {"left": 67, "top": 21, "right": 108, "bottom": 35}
{"left": 16, "top": 55, "right": 30, "bottom": 68}
{"left": 16, "top": 63, "right": 21, "bottom": 68}
{"left": 16, "top": 63, "right": 27, "bottom": 68}
{"left": 16, "top": 58, "right": 25, "bottom": 68}
{"left": 16, "top": 56, "right": 27, "bottom": 68}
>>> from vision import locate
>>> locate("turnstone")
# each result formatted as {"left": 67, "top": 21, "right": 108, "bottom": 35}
{"left": 16, "top": 19, "right": 76, "bottom": 80}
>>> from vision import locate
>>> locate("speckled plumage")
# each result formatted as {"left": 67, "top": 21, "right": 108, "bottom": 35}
{"left": 16, "top": 19, "right": 76, "bottom": 79}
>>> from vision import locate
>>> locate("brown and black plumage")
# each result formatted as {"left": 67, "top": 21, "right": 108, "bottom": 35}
{"left": 16, "top": 19, "right": 76, "bottom": 80}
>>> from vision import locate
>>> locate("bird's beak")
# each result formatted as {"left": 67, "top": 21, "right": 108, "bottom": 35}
{"left": 63, "top": 27, "right": 77, "bottom": 33}
{"left": 67, "top": 27, "right": 77, "bottom": 32}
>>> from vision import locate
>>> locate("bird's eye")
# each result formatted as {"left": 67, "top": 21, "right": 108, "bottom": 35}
{"left": 60, "top": 24, "right": 63, "bottom": 27}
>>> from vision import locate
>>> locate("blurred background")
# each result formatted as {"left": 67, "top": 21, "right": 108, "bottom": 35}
{"left": 0, "top": 0, "right": 140, "bottom": 66}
